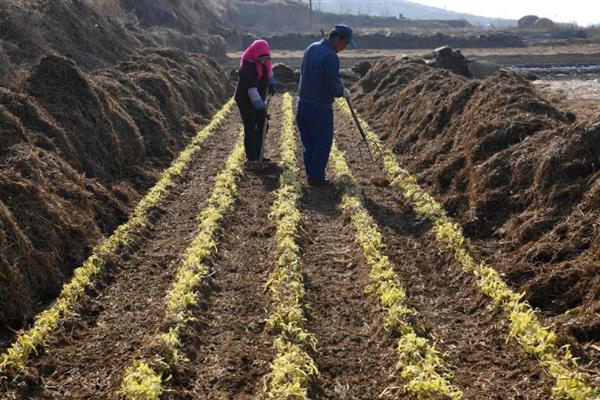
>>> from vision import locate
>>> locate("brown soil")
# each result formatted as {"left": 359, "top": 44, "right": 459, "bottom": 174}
{"left": 298, "top": 142, "right": 398, "bottom": 398}
{"left": 3, "top": 114, "right": 241, "bottom": 399}
{"left": 353, "top": 58, "right": 600, "bottom": 373}
{"left": 118, "top": 0, "right": 231, "bottom": 59}
{"left": 4, "top": 0, "right": 598, "bottom": 397}
{"left": 0, "top": 0, "right": 143, "bottom": 73}
{"left": 0, "top": 49, "right": 231, "bottom": 335}
{"left": 335, "top": 115, "right": 555, "bottom": 399}
{"left": 1, "top": 92, "right": 585, "bottom": 399}
{"left": 300, "top": 190, "right": 399, "bottom": 399}
{"left": 162, "top": 97, "right": 284, "bottom": 400}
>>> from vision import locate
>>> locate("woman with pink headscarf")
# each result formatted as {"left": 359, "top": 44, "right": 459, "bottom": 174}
{"left": 234, "top": 39, "right": 275, "bottom": 162}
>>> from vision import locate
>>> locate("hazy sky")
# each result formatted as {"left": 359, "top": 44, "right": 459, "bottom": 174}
{"left": 413, "top": 0, "right": 600, "bottom": 26}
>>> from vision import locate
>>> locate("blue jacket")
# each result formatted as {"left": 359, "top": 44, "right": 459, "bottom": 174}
{"left": 298, "top": 39, "right": 344, "bottom": 109}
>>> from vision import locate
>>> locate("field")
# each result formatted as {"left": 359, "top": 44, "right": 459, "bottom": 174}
{"left": 1, "top": 87, "right": 599, "bottom": 399}
{"left": 227, "top": 42, "right": 600, "bottom": 68}
{"left": 1, "top": 1, "right": 600, "bottom": 399}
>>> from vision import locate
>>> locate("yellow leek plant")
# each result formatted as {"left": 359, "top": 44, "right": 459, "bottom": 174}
{"left": 263, "top": 93, "right": 319, "bottom": 399}
{"left": 330, "top": 142, "right": 462, "bottom": 400}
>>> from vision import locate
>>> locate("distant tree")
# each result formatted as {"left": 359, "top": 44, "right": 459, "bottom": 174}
{"left": 379, "top": 2, "right": 390, "bottom": 17}
{"left": 337, "top": 0, "right": 350, "bottom": 14}
{"left": 356, "top": 3, "right": 363, "bottom": 15}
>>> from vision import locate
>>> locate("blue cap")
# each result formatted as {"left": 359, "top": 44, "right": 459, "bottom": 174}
{"left": 331, "top": 24, "right": 356, "bottom": 49}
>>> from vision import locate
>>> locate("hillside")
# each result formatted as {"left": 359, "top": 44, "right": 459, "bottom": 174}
{"left": 227, "top": 0, "right": 482, "bottom": 36}
{"left": 316, "top": 0, "right": 517, "bottom": 27}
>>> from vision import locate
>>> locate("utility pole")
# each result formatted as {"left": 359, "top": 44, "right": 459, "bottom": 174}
{"left": 308, "top": 0, "right": 313, "bottom": 27}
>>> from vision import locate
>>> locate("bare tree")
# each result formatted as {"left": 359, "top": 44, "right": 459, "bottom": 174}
{"left": 356, "top": 3, "right": 364, "bottom": 15}
{"left": 379, "top": 2, "right": 390, "bottom": 17}
{"left": 337, "top": 0, "right": 350, "bottom": 14}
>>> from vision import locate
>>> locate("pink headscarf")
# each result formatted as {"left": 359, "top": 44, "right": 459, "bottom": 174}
{"left": 240, "top": 39, "right": 273, "bottom": 81}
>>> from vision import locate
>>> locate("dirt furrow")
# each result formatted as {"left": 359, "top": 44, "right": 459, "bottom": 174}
{"left": 297, "top": 138, "right": 397, "bottom": 398}
{"left": 334, "top": 111, "right": 555, "bottom": 399}
{"left": 162, "top": 96, "right": 284, "bottom": 400}
{"left": 4, "top": 113, "right": 242, "bottom": 400}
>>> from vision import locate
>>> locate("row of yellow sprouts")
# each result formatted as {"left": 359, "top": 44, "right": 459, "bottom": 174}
{"left": 263, "top": 93, "right": 319, "bottom": 399}
{"left": 329, "top": 140, "right": 463, "bottom": 400}
{"left": 337, "top": 99, "right": 600, "bottom": 400}
{"left": 0, "top": 99, "right": 235, "bottom": 382}
{"left": 121, "top": 128, "right": 246, "bottom": 399}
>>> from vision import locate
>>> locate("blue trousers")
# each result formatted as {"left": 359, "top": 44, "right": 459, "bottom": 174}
{"left": 296, "top": 102, "right": 334, "bottom": 181}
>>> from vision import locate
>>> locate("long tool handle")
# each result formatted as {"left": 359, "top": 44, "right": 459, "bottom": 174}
{"left": 259, "top": 94, "right": 272, "bottom": 161}
{"left": 345, "top": 98, "right": 368, "bottom": 142}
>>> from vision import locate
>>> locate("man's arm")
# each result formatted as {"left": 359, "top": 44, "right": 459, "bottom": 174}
{"left": 322, "top": 53, "right": 344, "bottom": 98}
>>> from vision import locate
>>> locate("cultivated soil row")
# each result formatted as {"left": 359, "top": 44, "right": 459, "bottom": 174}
{"left": 2, "top": 94, "right": 592, "bottom": 399}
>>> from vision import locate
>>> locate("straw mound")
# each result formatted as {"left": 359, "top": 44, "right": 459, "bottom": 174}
{"left": 0, "top": 0, "right": 229, "bottom": 85}
{"left": 0, "top": 50, "right": 231, "bottom": 329}
{"left": 355, "top": 59, "right": 600, "bottom": 343}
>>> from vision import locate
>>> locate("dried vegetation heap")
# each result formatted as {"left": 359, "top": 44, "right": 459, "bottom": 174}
{"left": 0, "top": 0, "right": 229, "bottom": 82}
{"left": 0, "top": 49, "right": 231, "bottom": 331}
{"left": 354, "top": 59, "right": 600, "bottom": 350}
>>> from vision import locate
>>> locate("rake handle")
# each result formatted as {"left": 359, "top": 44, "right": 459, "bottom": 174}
{"left": 345, "top": 97, "right": 368, "bottom": 142}
{"left": 259, "top": 94, "right": 272, "bottom": 161}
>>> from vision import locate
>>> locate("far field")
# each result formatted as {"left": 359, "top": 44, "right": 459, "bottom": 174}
{"left": 227, "top": 42, "right": 600, "bottom": 68}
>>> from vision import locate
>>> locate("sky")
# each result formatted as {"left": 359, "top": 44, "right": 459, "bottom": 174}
{"left": 412, "top": 0, "right": 600, "bottom": 26}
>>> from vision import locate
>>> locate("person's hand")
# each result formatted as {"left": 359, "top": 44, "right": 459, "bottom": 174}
{"left": 268, "top": 84, "right": 275, "bottom": 96}
{"left": 343, "top": 87, "right": 351, "bottom": 99}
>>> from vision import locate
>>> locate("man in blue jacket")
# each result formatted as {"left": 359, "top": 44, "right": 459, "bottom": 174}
{"left": 297, "top": 25, "right": 354, "bottom": 185}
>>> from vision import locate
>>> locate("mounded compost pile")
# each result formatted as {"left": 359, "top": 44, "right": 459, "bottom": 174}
{"left": 0, "top": 0, "right": 230, "bottom": 85}
{"left": 354, "top": 59, "right": 600, "bottom": 347}
{"left": 0, "top": 49, "right": 231, "bottom": 332}
{"left": 0, "top": 0, "right": 146, "bottom": 72}
{"left": 118, "top": 0, "right": 231, "bottom": 58}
